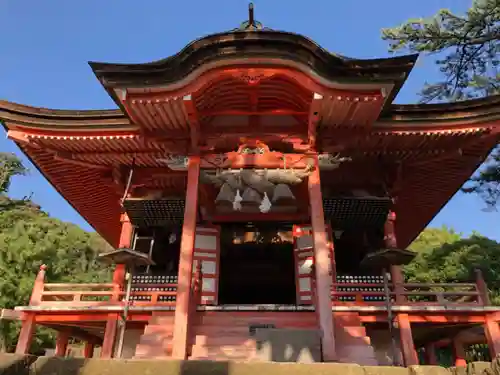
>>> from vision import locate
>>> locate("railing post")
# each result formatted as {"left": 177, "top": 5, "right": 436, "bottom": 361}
{"left": 484, "top": 314, "right": 500, "bottom": 358}
{"left": 55, "top": 329, "right": 70, "bottom": 357}
{"left": 16, "top": 264, "right": 46, "bottom": 354}
{"left": 187, "top": 263, "right": 203, "bottom": 355}
{"left": 424, "top": 343, "right": 438, "bottom": 365}
{"left": 475, "top": 269, "right": 490, "bottom": 305}
{"left": 30, "top": 264, "right": 47, "bottom": 305}
{"left": 384, "top": 211, "right": 406, "bottom": 304}
{"left": 452, "top": 336, "right": 467, "bottom": 367}
{"left": 101, "top": 214, "right": 130, "bottom": 359}
{"left": 390, "top": 266, "right": 406, "bottom": 304}
{"left": 84, "top": 341, "right": 95, "bottom": 358}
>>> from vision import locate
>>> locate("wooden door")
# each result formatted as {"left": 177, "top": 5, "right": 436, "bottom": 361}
{"left": 292, "top": 224, "right": 335, "bottom": 305}
{"left": 192, "top": 226, "right": 221, "bottom": 305}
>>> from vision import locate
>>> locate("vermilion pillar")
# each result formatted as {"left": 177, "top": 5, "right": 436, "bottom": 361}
{"left": 15, "top": 314, "right": 36, "bottom": 354}
{"left": 308, "top": 154, "right": 336, "bottom": 361}
{"left": 15, "top": 265, "right": 47, "bottom": 354}
{"left": 100, "top": 214, "right": 130, "bottom": 359}
{"left": 84, "top": 342, "right": 95, "bottom": 358}
{"left": 55, "top": 330, "right": 70, "bottom": 356}
{"left": 453, "top": 337, "right": 467, "bottom": 367}
{"left": 172, "top": 156, "right": 200, "bottom": 359}
{"left": 484, "top": 314, "right": 500, "bottom": 358}
{"left": 425, "top": 343, "right": 438, "bottom": 365}
{"left": 385, "top": 211, "right": 406, "bottom": 303}
{"left": 397, "top": 313, "right": 419, "bottom": 366}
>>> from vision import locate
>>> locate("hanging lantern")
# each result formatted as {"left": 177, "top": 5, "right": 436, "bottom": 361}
{"left": 241, "top": 187, "right": 261, "bottom": 206}
{"left": 215, "top": 183, "right": 235, "bottom": 206}
{"left": 259, "top": 192, "right": 272, "bottom": 213}
{"left": 233, "top": 189, "right": 243, "bottom": 211}
{"left": 272, "top": 184, "right": 296, "bottom": 204}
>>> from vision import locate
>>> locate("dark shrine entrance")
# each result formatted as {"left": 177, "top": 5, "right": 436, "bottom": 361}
{"left": 218, "top": 223, "right": 296, "bottom": 305}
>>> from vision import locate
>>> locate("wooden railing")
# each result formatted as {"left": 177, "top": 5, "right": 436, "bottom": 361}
{"left": 331, "top": 282, "right": 483, "bottom": 305}
{"left": 187, "top": 264, "right": 203, "bottom": 355}
{"left": 28, "top": 265, "right": 178, "bottom": 307}
{"left": 26, "top": 265, "right": 491, "bottom": 309}
{"left": 331, "top": 270, "right": 490, "bottom": 306}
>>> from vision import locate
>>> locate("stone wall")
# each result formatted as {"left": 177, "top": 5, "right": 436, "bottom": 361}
{"left": 0, "top": 353, "right": 497, "bottom": 375}
{"left": 112, "top": 328, "right": 143, "bottom": 359}
{"left": 367, "top": 326, "right": 403, "bottom": 366}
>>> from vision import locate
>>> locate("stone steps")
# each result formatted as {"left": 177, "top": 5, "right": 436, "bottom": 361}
{"left": 333, "top": 312, "right": 378, "bottom": 365}
{"left": 134, "top": 312, "right": 175, "bottom": 359}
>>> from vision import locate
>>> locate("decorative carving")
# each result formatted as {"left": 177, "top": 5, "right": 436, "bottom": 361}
{"left": 240, "top": 147, "right": 265, "bottom": 155}
{"left": 231, "top": 70, "right": 275, "bottom": 85}
{"left": 156, "top": 155, "right": 189, "bottom": 170}
{"left": 211, "top": 154, "right": 228, "bottom": 166}
{"left": 238, "top": 74, "right": 266, "bottom": 85}
{"left": 318, "top": 153, "right": 352, "bottom": 170}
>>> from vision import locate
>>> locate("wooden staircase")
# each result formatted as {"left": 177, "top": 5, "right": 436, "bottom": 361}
{"left": 134, "top": 312, "right": 175, "bottom": 359}
{"left": 334, "top": 312, "right": 378, "bottom": 365}
{"left": 190, "top": 311, "right": 319, "bottom": 361}
{"left": 133, "top": 310, "right": 377, "bottom": 364}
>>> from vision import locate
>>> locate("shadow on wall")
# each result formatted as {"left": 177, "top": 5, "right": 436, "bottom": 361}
{"left": 254, "top": 328, "right": 321, "bottom": 363}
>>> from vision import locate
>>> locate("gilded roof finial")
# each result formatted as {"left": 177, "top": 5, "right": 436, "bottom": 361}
{"left": 248, "top": 2, "right": 255, "bottom": 26}
{"left": 237, "top": 2, "right": 264, "bottom": 31}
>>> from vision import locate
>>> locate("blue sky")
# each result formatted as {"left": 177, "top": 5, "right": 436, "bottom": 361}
{"left": 1, "top": 0, "right": 498, "bottom": 240}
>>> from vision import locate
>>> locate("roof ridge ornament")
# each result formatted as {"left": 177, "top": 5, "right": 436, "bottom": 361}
{"left": 236, "top": 2, "right": 267, "bottom": 31}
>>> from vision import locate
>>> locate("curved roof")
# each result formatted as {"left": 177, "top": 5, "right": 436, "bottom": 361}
{"left": 2, "top": 13, "right": 500, "bottom": 248}
{"left": 89, "top": 29, "right": 418, "bottom": 110}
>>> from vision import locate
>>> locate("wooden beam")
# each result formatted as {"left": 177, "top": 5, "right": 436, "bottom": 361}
{"left": 15, "top": 313, "right": 36, "bottom": 354}
{"left": 52, "top": 153, "right": 110, "bottom": 171}
{"left": 424, "top": 343, "right": 438, "bottom": 365}
{"left": 211, "top": 212, "right": 309, "bottom": 222}
{"left": 101, "top": 217, "right": 129, "bottom": 359}
{"left": 172, "top": 156, "right": 200, "bottom": 359}
{"left": 118, "top": 213, "right": 133, "bottom": 248}
{"left": 55, "top": 329, "right": 70, "bottom": 356}
{"left": 308, "top": 154, "right": 336, "bottom": 361}
{"left": 308, "top": 93, "right": 322, "bottom": 148}
{"left": 7, "top": 130, "right": 33, "bottom": 145}
{"left": 396, "top": 313, "right": 418, "bottom": 366}
{"left": 484, "top": 314, "right": 500, "bottom": 358}
{"left": 452, "top": 336, "right": 467, "bottom": 367}
{"left": 0, "top": 309, "right": 21, "bottom": 321}
{"left": 408, "top": 314, "right": 486, "bottom": 324}
{"left": 201, "top": 126, "right": 305, "bottom": 136}
{"left": 183, "top": 95, "right": 200, "bottom": 152}
{"left": 101, "top": 313, "right": 119, "bottom": 359}
{"left": 199, "top": 109, "right": 308, "bottom": 116}
{"left": 84, "top": 342, "right": 95, "bottom": 358}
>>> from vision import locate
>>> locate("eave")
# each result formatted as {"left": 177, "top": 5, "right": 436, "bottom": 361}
{"left": 0, "top": 100, "right": 132, "bottom": 132}
{"left": 381, "top": 95, "right": 500, "bottom": 127}
{"left": 88, "top": 30, "right": 418, "bottom": 111}
{"left": 2, "top": 91, "right": 500, "bottom": 248}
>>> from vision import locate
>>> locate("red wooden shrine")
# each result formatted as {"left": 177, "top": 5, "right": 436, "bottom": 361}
{"left": 3, "top": 5, "right": 500, "bottom": 366}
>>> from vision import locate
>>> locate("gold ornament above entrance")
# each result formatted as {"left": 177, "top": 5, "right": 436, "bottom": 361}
{"left": 156, "top": 142, "right": 351, "bottom": 171}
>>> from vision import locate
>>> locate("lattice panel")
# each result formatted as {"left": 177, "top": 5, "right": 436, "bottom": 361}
{"left": 130, "top": 274, "right": 178, "bottom": 302}
{"left": 336, "top": 274, "right": 388, "bottom": 302}
{"left": 323, "top": 197, "right": 391, "bottom": 228}
{"left": 123, "top": 199, "right": 186, "bottom": 227}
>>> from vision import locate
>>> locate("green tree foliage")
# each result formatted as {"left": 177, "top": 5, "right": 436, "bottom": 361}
{"left": 382, "top": 0, "right": 500, "bottom": 103}
{"left": 406, "top": 226, "right": 500, "bottom": 304}
{"left": 0, "top": 153, "right": 27, "bottom": 194}
{"left": 382, "top": 1, "right": 500, "bottom": 207}
{"left": 0, "top": 153, "right": 111, "bottom": 353}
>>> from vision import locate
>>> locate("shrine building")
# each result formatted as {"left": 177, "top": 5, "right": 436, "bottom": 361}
{"left": 3, "top": 4, "right": 500, "bottom": 366}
